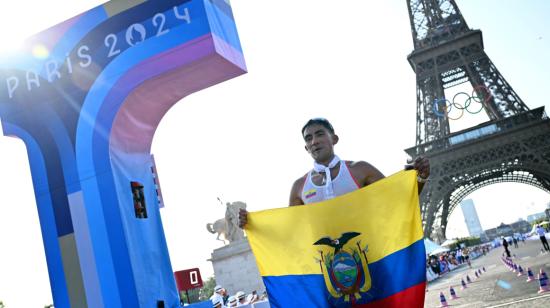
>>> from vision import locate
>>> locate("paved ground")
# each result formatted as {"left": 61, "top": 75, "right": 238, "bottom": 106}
{"left": 424, "top": 240, "right": 550, "bottom": 307}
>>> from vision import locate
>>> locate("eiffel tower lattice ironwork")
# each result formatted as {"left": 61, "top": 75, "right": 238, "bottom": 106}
{"left": 404, "top": 0, "right": 550, "bottom": 241}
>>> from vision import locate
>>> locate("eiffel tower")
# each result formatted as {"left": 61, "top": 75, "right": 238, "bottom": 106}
{"left": 404, "top": 0, "right": 550, "bottom": 241}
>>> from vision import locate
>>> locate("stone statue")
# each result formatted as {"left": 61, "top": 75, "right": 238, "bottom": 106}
{"left": 206, "top": 201, "right": 246, "bottom": 244}
{"left": 432, "top": 226, "right": 445, "bottom": 245}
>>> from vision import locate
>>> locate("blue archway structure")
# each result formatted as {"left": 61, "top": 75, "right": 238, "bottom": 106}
{"left": 0, "top": 1, "right": 246, "bottom": 307}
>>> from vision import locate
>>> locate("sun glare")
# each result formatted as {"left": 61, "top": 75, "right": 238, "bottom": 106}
{"left": 0, "top": 1, "right": 107, "bottom": 57}
{"left": 0, "top": 5, "right": 32, "bottom": 55}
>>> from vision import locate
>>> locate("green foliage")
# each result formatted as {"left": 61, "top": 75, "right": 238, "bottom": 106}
{"left": 198, "top": 276, "right": 217, "bottom": 301}
{"left": 180, "top": 288, "right": 200, "bottom": 304}
{"left": 178, "top": 276, "right": 217, "bottom": 303}
{"left": 0, "top": 300, "right": 5, "bottom": 308}
{"left": 531, "top": 219, "right": 549, "bottom": 227}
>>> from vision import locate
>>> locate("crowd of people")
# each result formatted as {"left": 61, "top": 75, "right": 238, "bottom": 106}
{"left": 426, "top": 245, "right": 492, "bottom": 281}
{"left": 210, "top": 285, "right": 268, "bottom": 307}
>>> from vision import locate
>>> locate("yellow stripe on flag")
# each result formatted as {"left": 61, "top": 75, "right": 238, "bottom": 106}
{"left": 246, "top": 170, "right": 423, "bottom": 276}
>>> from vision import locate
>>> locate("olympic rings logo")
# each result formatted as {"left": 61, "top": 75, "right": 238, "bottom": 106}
{"left": 433, "top": 85, "right": 492, "bottom": 120}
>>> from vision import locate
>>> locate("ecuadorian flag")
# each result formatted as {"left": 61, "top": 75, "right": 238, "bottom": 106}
{"left": 246, "top": 171, "right": 426, "bottom": 307}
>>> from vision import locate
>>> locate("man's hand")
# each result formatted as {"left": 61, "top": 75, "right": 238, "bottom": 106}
{"left": 413, "top": 156, "right": 430, "bottom": 179}
{"left": 405, "top": 156, "right": 430, "bottom": 180}
{"left": 238, "top": 208, "right": 248, "bottom": 228}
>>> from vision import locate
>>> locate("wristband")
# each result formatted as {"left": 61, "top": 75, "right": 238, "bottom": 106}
{"left": 417, "top": 175, "right": 429, "bottom": 183}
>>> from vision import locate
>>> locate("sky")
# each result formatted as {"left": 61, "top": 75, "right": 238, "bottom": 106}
{"left": 0, "top": 0, "right": 549, "bottom": 306}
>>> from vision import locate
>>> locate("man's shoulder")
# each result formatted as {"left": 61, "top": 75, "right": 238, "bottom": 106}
{"left": 346, "top": 160, "right": 379, "bottom": 174}
{"left": 292, "top": 172, "right": 308, "bottom": 188}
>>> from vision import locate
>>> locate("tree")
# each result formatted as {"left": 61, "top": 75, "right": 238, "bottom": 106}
{"left": 180, "top": 288, "right": 200, "bottom": 304}
{"left": 177, "top": 276, "right": 216, "bottom": 303}
{"left": 0, "top": 300, "right": 5, "bottom": 308}
{"left": 451, "top": 236, "right": 481, "bottom": 250}
{"left": 199, "top": 276, "right": 217, "bottom": 301}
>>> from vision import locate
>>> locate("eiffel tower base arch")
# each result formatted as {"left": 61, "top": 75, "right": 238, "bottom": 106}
{"left": 406, "top": 108, "right": 550, "bottom": 241}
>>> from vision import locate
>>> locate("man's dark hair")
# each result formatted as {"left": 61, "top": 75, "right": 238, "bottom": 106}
{"left": 301, "top": 118, "right": 335, "bottom": 136}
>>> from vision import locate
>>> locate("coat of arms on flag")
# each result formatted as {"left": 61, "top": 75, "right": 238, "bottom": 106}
{"left": 314, "top": 232, "right": 371, "bottom": 305}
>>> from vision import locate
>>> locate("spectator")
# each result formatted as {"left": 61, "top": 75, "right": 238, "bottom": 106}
{"left": 221, "top": 288, "right": 230, "bottom": 305}
{"left": 247, "top": 291, "right": 259, "bottom": 304}
{"left": 235, "top": 291, "right": 248, "bottom": 306}
{"left": 462, "top": 248, "right": 471, "bottom": 268}
{"left": 429, "top": 256, "right": 440, "bottom": 276}
{"left": 211, "top": 296, "right": 224, "bottom": 308}
{"left": 210, "top": 285, "right": 225, "bottom": 306}
{"left": 536, "top": 225, "right": 550, "bottom": 252}
{"left": 227, "top": 296, "right": 238, "bottom": 307}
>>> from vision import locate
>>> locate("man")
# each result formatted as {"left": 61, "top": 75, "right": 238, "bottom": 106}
{"left": 210, "top": 285, "right": 225, "bottom": 307}
{"left": 462, "top": 247, "right": 471, "bottom": 268}
{"left": 248, "top": 291, "right": 259, "bottom": 304}
{"left": 501, "top": 236, "right": 511, "bottom": 258}
{"left": 235, "top": 291, "right": 248, "bottom": 306}
{"left": 211, "top": 296, "right": 224, "bottom": 308}
{"left": 536, "top": 225, "right": 550, "bottom": 252}
{"left": 239, "top": 118, "right": 430, "bottom": 227}
{"left": 227, "top": 296, "right": 238, "bottom": 307}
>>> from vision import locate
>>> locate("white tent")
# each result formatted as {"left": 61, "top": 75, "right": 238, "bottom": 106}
{"left": 441, "top": 238, "right": 458, "bottom": 247}
{"left": 424, "top": 238, "right": 443, "bottom": 255}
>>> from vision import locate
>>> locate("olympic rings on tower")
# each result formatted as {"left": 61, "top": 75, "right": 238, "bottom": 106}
{"left": 432, "top": 85, "right": 492, "bottom": 120}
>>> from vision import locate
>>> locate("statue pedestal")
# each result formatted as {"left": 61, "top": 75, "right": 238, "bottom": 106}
{"left": 209, "top": 238, "right": 265, "bottom": 294}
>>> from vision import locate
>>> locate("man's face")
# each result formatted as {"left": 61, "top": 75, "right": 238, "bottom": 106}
{"left": 303, "top": 124, "right": 338, "bottom": 162}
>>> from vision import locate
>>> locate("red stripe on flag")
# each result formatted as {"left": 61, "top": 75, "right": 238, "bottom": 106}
{"left": 357, "top": 282, "right": 426, "bottom": 308}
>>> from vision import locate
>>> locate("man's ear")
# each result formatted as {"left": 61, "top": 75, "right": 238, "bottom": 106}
{"left": 332, "top": 134, "right": 339, "bottom": 145}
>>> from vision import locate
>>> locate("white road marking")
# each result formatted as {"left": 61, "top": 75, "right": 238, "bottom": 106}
{"left": 485, "top": 293, "right": 550, "bottom": 307}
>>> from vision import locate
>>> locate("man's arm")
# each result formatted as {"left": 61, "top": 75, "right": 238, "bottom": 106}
{"left": 348, "top": 161, "right": 385, "bottom": 187}
{"left": 289, "top": 176, "right": 306, "bottom": 206}
{"left": 350, "top": 157, "right": 430, "bottom": 195}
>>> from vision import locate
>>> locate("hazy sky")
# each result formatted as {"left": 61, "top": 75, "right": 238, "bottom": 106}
{"left": 0, "top": 0, "right": 549, "bottom": 306}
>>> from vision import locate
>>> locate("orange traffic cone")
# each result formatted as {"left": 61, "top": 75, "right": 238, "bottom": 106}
{"left": 541, "top": 269, "right": 549, "bottom": 281}
{"left": 449, "top": 286, "right": 459, "bottom": 299}
{"left": 517, "top": 265, "right": 524, "bottom": 276}
{"left": 461, "top": 279, "right": 467, "bottom": 290}
{"left": 538, "top": 273, "right": 549, "bottom": 293}
{"left": 526, "top": 268, "right": 535, "bottom": 282}
{"left": 439, "top": 292, "right": 449, "bottom": 307}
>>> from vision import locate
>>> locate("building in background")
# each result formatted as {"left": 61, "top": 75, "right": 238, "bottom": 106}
{"left": 485, "top": 220, "right": 531, "bottom": 240}
{"left": 460, "top": 199, "right": 484, "bottom": 238}
{"left": 510, "top": 219, "right": 531, "bottom": 234}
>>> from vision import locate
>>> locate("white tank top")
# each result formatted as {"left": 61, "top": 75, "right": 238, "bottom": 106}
{"left": 301, "top": 161, "right": 360, "bottom": 204}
